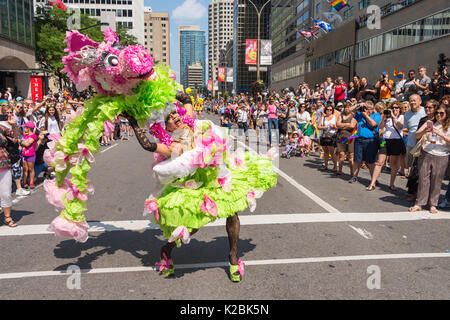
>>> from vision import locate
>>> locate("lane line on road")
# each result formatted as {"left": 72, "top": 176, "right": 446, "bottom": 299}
{"left": 100, "top": 143, "right": 119, "bottom": 153}
{"left": 10, "top": 143, "right": 120, "bottom": 207}
{"left": 348, "top": 224, "right": 374, "bottom": 239}
{"left": 0, "top": 252, "right": 448, "bottom": 280}
{"left": 233, "top": 138, "right": 341, "bottom": 213}
{"left": 1, "top": 211, "right": 448, "bottom": 237}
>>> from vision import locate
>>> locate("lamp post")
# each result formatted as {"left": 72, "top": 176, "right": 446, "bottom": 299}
{"left": 78, "top": 22, "right": 109, "bottom": 33}
{"left": 248, "top": 0, "right": 271, "bottom": 82}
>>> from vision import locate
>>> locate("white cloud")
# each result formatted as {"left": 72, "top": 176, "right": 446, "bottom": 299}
{"left": 172, "top": 0, "right": 207, "bottom": 21}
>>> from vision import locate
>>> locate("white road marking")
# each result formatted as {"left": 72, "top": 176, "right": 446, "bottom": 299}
{"left": 233, "top": 138, "right": 341, "bottom": 213}
{"left": 0, "top": 252, "right": 448, "bottom": 280}
{"left": 348, "top": 225, "right": 374, "bottom": 239}
{"left": 100, "top": 143, "right": 119, "bottom": 153}
{"left": 11, "top": 143, "right": 120, "bottom": 207}
{"left": 1, "top": 211, "right": 448, "bottom": 237}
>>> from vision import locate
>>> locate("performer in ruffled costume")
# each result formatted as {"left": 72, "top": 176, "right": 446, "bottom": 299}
{"left": 45, "top": 28, "right": 278, "bottom": 282}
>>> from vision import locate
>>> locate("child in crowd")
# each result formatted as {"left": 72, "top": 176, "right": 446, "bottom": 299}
{"left": 298, "top": 130, "right": 312, "bottom": 157}
{"left": 20, "top": 121, "right": 37, "bottom": 189}
{"left": 282, "top": 131, "right": 300, "bottom": 158}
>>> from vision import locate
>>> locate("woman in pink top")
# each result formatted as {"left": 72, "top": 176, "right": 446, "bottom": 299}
{"left": 20, "top": 121, "right": 37, "bottom": 189}
{"left": 267, "top": 97, "right": 280, "bottom": 147}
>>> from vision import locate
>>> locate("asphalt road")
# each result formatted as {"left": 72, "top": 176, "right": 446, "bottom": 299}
{"left": 0, "top": 112, "right": 449, "bottom": 300}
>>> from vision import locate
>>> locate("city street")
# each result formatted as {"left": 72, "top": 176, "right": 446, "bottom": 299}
{"left": 0, "top": 113, "right": 449, "bottom": 300}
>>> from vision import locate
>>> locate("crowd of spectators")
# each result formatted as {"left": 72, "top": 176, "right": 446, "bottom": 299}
{"left": 208, "top": 64, "right": 450, "bottom": 214}
{"left": 0, "top": 87, "right": 134, "bottom": 227}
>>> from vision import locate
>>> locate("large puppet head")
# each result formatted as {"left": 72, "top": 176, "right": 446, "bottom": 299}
{"left": 62, "top": 28, "right": 155, "bottom": 96}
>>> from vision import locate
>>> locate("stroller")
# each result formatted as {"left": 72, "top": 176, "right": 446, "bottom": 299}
{"left": 281, "top": 130, "right": 311, "bottom": 159}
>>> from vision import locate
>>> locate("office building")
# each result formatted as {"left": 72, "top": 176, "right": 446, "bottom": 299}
{"left": 0, "top": 0, "right": 43, "bottom": 97}
{"left": 144, "top": 8, "right": 170, "bottom": 66}
{"left": 179, "top": 25, "right": 206, "bottom": 88}
{"left": 208, "top": 0, "right": 234, "bottom": 86}
{"left": 34, "top": 0, "right": 145, "bottom": 45}
{"left": 186, "top": 62, "right": 204, "bottom": 89}
{"left": 270, "top": 0, "right": 450, "bottom": 90}
{"left": 233, "top": 0, "right": 271, "bottom": 93}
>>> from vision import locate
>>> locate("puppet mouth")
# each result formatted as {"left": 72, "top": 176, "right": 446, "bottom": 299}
{"left": 138, "top": 69, "right": 154, "bottom": 79}
{"left": 129, "top": 69, "right": 154, "bottom": 80}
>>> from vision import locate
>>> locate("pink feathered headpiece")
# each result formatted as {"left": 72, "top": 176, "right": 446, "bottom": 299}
{"left": 62, "top": 28, "right": 155, "bottom": 96}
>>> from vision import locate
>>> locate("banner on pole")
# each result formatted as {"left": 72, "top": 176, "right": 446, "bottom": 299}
{"left": 31, "top": 76, "right": 43, "bottom": 102}
{"left": 218, "top": 67, "right": 226, "bottom": 82}
{"left": 207, "top": 80, "right": 213, "bottom": 91}
{"left": 245, "top": 39, "right": 257, "bottom": 65}
{"left": 226, "top": 68, "right": 233, "bottom": 83}
{"left": 260, "top": 40, "right": 272, "bottom": 66}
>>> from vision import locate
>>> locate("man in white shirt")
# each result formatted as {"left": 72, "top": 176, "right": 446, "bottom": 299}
{"left": 237, "top": 104, "right": 249, "bottom": 142}
{"left": 325, "top": 77, "right": 335, "bottom": 103}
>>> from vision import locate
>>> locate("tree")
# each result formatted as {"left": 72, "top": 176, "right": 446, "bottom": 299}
{"left": 35, "top": 6, "right": 138, "bottom": 90}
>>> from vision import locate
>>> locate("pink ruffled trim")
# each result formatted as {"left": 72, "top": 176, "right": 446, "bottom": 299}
{"left": 200, "top": 194, "right": 218, "bottom": 217}
{"left": 47, "top": 216, "right": 90, "bottom": 243}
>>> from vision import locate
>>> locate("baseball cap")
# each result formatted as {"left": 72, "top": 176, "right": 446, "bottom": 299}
{"left": 16, "top": 97, "right": 23, "bottom": 102}
{"left": 21, "top": 121, "right": 35, "bottom": 129}
{"left": 336, "top": 102, "right": 344, "bottom": 107}
{"left": 382, "top": 71, "right": 389, "bottom": 76}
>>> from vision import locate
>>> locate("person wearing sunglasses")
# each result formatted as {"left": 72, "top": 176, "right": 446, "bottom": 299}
{"left": 403, "top": 70, "right": 418, "bottom": 102}
{"left": 410, "top": 105, "right": 450, "bottom": 214}
{"left": 366, "top": 102, "right": 405, "bottom": 191}
{"left": 317, "top": 105, "right": 338, "bottom": 172}
{"left": 349, "top": 100, "right": 381, "bottom": 184}
{"left": 407, "top": 99, "right": 439, "bottom": 202}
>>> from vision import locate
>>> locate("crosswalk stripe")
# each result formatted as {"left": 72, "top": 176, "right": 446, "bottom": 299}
{"left": 0, "top": 252, "right": 448, "bottom": 280}
{"left": 0, "top": 211, "right": 448, "bottom": 237}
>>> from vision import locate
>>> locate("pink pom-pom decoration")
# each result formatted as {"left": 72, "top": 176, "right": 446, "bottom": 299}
{"left": 47, "top": 216, "right": 90, "bottom": 243}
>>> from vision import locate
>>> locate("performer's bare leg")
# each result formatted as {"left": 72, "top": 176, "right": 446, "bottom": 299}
{"left": 226, "top": 214, "right": 240, "bottom": 268}
{"left": 160, "top": 229, "right": 199, "bottom": 260}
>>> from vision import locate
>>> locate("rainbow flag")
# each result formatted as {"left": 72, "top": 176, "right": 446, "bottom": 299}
{"left": 330, "top": 0, "right": 349, "bottom": 12}
{"left": 393, "top": 69, "right": 405, "bottom": 79}
{"left": 342, "top": 127, "right": 358, "bottom": 144}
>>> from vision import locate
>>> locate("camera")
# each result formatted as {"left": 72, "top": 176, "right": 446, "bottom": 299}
{"left": 0, "top": 114, "right": 9, "bottom": 121}
{"left": 357, "top": 104, "right": 366, "bottom": 113}
{"left": 383, "top": 109, "right": 392, "bottom": 117}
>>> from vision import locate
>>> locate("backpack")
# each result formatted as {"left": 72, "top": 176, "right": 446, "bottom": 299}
{"left": 6, "top": 138, "right": 21, "bottom": 164}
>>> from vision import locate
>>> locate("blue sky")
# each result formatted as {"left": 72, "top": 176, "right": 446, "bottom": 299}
{"left": 144, "top": 0, "right": 210, "bottom": 80}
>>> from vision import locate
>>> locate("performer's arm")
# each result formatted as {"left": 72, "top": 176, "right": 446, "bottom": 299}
{"left": 122, "top": 112, "right": 173, "bottom": 157}
{"left": 176, "top": 92, "right": 194, "bottom": 118}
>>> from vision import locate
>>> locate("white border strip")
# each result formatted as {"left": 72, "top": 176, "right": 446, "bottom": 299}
{"left": 0, "top": 211, "right": 448, "bottom": 237}
{"left": 0, "top": 252, "right": 448, "bottom": 280}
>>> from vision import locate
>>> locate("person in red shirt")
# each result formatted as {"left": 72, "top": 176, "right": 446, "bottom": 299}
{"left": 334, "top": 77, "right": 347, "bottom": 104}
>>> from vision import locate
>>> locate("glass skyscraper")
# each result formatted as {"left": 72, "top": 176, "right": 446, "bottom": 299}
{"left": 0, "top": 0, "right": 34, "bottom": 47}
{"left": 179, "top": 26, "right": 206, "bottom": 88}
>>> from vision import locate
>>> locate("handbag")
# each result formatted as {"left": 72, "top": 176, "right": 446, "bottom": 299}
{"left": 410, "top": 134, "right": 427, "bottom": 158}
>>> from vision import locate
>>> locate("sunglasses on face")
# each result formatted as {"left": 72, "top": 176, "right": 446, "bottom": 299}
{"left": 392, "top": 107, "right": 400, "bottom": 109}
{"left": 424, "top": 106, "right": 434, "bottom": 109}
{"left": 326, "top": 109, "right": 333, "bottom": 111}
{"left": 437, "top": 112, "right": 446, "bottom": 117}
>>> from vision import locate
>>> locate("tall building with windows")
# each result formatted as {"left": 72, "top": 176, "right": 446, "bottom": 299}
{"left": 270, "top": 0, "right": 450, "bottom": 90}
{"left": 179, "top": 25, "right": 206, "bottom": 88}
{"left": 186, "top": 62, "right": 204, "bottom": 89}
{"left": 233, "top": 0, "right": 271, "bottom": 93}
{"left": 34, "top": 0, "right": 145, "bottom": 45}
{"left": 144, "top": 7, "right": 170, "bottom": 66}
{"left": 208, "top": 0, "right": 234, "bottom": 86}
{"left": 0, "top": 0, "right": 39, "bottom": 97}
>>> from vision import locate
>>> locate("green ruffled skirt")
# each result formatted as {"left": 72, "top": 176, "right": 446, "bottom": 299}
{"left": 155, "top": 151, "right": 278, "bottom": 242}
